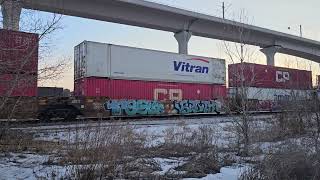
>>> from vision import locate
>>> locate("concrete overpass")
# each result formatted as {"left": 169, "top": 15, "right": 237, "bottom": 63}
{"left": 1, "top": 0, "right": 320, "bottom": 65}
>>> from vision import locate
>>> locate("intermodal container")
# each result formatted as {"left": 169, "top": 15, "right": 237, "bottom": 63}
{"left": 74, "top": 41, "right": 226, "bottom": 85}
{"left": 0, "top": 74, "right": 37, "bottom": 97}
{"left": 74, "top": 78, "right": 226, "bottom": 100}
{"left": 228, "top": 63, "right": 312, "bottom": 90}
{"left": 229, "top": 87, "right": 312, "bottom": 101}
{"left": 0, "top": 29, "right": 39, "bottom": 74}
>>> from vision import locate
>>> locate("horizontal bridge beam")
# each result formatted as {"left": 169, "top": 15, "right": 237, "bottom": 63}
{"left": 11, "top": 0, "right": 320, "bottom": 62}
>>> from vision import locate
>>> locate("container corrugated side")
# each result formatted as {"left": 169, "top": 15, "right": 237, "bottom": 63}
{"left": 110, "top": 45, "right": 225, "bottom": 84}
{"left": 0, "top": 74, "right": 37, "bottom": 97}
{"left": 0, "top": 29, "right": 39, "bottom": 74}
{"left": 74, "top": 77, "right": 226, "bottom": 100}
{"left": 74, "top": 41, "right": 109, "bottom": 80}
{"left": 228, "top": 63, "right": 312, "bottom": 90}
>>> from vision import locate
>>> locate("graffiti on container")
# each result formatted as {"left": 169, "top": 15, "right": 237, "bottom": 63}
{"left": 105, "top": 100, "right": 165, "bottom": 116}
{"left": 163, "top": 101, "right": 177, "bottom": 114}
{"left": 174, "top": 100, "right": 221, "bottom": 114}
{"left": 105, "top": 99, "right": 222, "bottom": 116}
{"left": 257, "top": 100, "right": 272, "bottom": 111}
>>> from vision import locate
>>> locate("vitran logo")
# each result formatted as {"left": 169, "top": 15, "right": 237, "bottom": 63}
{"left": 173, "top": 58, "right": 209, "bottom": 74}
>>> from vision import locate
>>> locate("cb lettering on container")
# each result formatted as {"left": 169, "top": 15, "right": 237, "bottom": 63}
{"left": 154, "top": 88, "right": 182, "bottom": 101}
{"left": 276, "top": 71, "right": 290, "bottom": 83}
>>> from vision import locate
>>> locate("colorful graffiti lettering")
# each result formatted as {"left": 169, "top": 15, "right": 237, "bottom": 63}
{"left": 105, "top": 99, "right": 222, "bottom": 116}
{"left": 174, "top": 100, "right": 221, "bottom": 114}
{"left": 105, "top": 100, "right": 165, "bottom": 116}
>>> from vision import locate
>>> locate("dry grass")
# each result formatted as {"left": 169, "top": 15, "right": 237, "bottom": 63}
{"left": 173, "top": 152, "right": 221, "bottom": 179}
{"left": 149, "top": 125, "right": 217, "bottom": 158}
{"left": 60, "top": 125, "right": 151, "bottom": 179}
{"left": 0, "top": 121, "right": 234, "bottom": 179}
{"left": 0, "top": 128, "right": 61, "bottom": 153}
{"left": 237, "top": 106, "right": 320, "bottom": 180}
{"left": 55, "top": 123, "right": 230, "bottom": 179}
{"left": 240, "top": 144, "right": 320, "bottom": 180}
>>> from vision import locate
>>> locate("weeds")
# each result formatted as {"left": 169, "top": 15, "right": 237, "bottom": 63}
{"left": 240, "top": 144, "right": 320, "bottom": 180}
{"left": 0, "top": 129, "right": 60, "bottom": 153}
{"left": 56, "top": 123, "right": 228, "bottom": 179}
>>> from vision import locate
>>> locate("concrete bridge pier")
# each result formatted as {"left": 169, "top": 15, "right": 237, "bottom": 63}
{"left": 260, "top": 46, "right": 282, "bottom": 66}
{"left": 1, "top": 0, "right": 22, "bottom": 31}
{"left": 174, "top": 30, "right": 192, "bottom": 54}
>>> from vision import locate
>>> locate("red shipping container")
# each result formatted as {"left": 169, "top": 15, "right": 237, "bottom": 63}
{"left": 0, "top": 74, "right": 37, "bottom": 97}
{"left": 74, "top": 78, "right": 226, "bottom": 100}
{"left": 229, "top": 63, "right": 312, "bottom": 90}
{"left": 0, "top": 29, "right": 39, "bottom": 74}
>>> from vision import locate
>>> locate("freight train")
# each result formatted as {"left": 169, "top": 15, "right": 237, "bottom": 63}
{"left": 0, "top": 30, "right": 316, "bottom": 120}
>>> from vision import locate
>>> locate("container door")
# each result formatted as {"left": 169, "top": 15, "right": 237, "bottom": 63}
{"left": 74, "top": 45, "right": 80, "bottom": 80}
{"left": 80, "top": 42, "right": 87, "bottom": 79}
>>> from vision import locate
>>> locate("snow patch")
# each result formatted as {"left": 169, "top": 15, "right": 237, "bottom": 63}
{"left": 183, "top": 165, "right": 247, "bottom": 180}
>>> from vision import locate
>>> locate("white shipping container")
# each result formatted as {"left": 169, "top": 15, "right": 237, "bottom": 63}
{"left": 229, "top": 87, "right": 312, "bottom": 101}
{"left": 74, "top": 41, "right": 226, "bottom": 84}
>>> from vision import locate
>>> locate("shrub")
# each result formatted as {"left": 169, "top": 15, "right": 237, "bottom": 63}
{"left": 240, "top": 145, "right": 320, "bottom": 180}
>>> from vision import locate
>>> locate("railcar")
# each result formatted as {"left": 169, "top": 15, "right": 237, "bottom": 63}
{"left": 0, "top": 30, "right": 316, "bottom": 121}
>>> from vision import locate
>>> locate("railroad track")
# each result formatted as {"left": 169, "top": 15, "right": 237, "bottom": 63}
{"left": 2, "top": 111, "right": 280, "bottom": 130}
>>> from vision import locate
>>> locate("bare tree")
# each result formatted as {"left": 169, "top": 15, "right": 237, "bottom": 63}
{"left": 0, "top": 4, "right": 69, "bottom": 120}
{"left": 311, "top": 98, "right": 320, "bottom": 154}
{"left": 221, "top": 10, "right": 260, "bottom": 156}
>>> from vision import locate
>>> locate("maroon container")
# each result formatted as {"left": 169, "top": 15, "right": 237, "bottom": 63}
{"left": 0, "top": 74, "right": 37, "bottom": 97}
{"left": 229, "top": 63, "right": 312, "bottom": 90}
{"left": 0, "top": 29, "right": 39, "bottom": 74}
{"left": 74, "top": 78, "right": 226, "bottom": 100}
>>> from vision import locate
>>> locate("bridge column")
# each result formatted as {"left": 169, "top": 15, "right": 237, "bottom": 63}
{"left": 1, "top": 0, "right": 22, "bottom": 31}
{"left": 174, "top": 30, "right": 192, "bottom": 54}
{"left": 260, "top": 46, "right": 281, "bottom": 66}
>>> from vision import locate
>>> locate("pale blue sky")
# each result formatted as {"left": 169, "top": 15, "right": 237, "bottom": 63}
{"left": 3, "top": 0, "right": 320, "bottom": 89}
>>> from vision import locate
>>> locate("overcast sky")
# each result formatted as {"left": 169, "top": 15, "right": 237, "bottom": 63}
{"left": 5, "top": 0, "right": 320, "bottom": 89}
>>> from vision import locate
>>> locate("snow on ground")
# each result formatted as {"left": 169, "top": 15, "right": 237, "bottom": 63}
{"left": 17, "top": 115, "right": 273, "bottom": 149}
{"left": 183, "top": 165, "right": 247, "bottom": 180}
{"left": 0, "top": 153, "right": 67, "bottom": 180}
{"left": 30, "top": 115, "right": 266, "bottom": 145}
{"left": 0, "top": 153, "right": 245, "bottom": 180}
{"left": 152, "top": 157, "right": 248, "bottom": 180}
{"left": 153, "top": 157, "right": 188, "bottom": 175}
{"left": 31, "top": 119, "right": 236, "bottom": 147}
{"left": 0, "top": 115, "right": 273, "bottom": 179}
